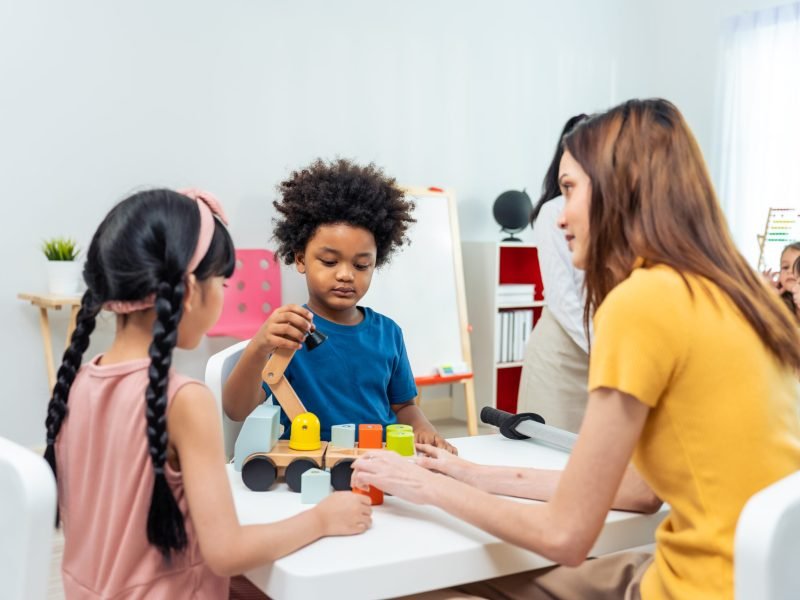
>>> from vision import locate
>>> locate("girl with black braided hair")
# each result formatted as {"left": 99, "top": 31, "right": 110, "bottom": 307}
{"left": 44, "top": 188, "right": 372, "bottom": 600}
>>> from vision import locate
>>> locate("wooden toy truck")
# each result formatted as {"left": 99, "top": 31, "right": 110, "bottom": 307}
{"left": 233, "top": 332, "right": 415, "bottom": 497}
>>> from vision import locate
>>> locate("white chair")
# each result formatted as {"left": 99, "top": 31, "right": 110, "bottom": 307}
{"left": 204, "top": 339, "right": 251, "bottom": 461}
{"left": 735, "top": 470, "right": 800, "bottom": 600}
{"left": 0, "top": 437, "right": 57, "bottom": 600}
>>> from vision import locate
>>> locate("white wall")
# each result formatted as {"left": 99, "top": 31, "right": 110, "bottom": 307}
{"left": 624, "top": 0, "right": 788, "bottom": 180}
{"left": 0, "top": 0, "right": 776, "bottom": 446}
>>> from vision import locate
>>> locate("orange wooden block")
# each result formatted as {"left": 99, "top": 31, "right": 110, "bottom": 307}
{"left": 358, "top": 424, "right": 383, "bottom": 449}
{"left": 353, "top": 485, "right": 384, "bottom": 505}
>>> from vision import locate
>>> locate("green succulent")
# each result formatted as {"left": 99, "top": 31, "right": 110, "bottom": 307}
{"left": 42, "top": 237, "right": 80, "bottom": 261}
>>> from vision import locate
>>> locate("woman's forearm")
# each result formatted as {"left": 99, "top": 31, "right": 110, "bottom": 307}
{"left": 428, "top": 473, "right": 586, "bottom": 565}
{"left": 460, "top": 463, "right": 660, "bottom": 513}
{"left": 463, "top": 463, "right": 560, "bottom": 498}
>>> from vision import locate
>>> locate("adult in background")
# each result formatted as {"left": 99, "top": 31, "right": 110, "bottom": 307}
{"left": 517, "top": 114, "right": 589, "bottom": 432}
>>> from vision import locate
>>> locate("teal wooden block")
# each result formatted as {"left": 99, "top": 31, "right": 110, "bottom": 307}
{"left": 330, "top": 424, "right": 356, "bottom": 448}
{"left": 301, "top": 468, "right": 331, "bottom": 504}
{"left": 234, "top": 403, "right": 281, "bottom": 471}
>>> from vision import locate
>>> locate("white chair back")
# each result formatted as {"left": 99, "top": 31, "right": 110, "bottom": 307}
{"left": 735, "top": 470, "right": 800, "bottom": 600}
{"left": 0, "top": 437, "right": 57, "bottom": 600}
{"left": 204, "top": 339, "right": 251, "bottom": 461}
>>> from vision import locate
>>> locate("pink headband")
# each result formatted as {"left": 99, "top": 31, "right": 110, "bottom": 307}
{"left": 180, "top": 188, "right": 229, "bottom": 273}
{"left": 102, "top": 188, "right": 229, "bottom": 314}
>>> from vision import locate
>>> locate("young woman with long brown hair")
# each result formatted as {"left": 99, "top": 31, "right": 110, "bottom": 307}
{"left": 352, "top": 99, "right": 800, "bottom": 599}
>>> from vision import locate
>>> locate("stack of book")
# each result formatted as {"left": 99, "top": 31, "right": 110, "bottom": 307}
{"left": 495, "top": 309, "right": 534, "bottom": 364}
{"left": 496, "top": 283, "right": 535, "bottom": 305}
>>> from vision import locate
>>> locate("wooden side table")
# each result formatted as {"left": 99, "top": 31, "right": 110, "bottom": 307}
{"left": 18, "top": 292, "right": 82, "bottom": 392}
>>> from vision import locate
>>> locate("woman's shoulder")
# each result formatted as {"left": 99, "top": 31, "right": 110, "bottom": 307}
{"left": 538, "top": 196, "right": 564, "bottom": 217}
{"left": 532, "top": 197, "right": 565, "bottom": 236}
{"left": 601, "top": 264, "right": 693, "bottom": 316}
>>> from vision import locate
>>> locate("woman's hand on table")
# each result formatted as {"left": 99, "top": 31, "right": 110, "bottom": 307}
{"left": 351, "top": 451, "right": 442, "bottom": 505}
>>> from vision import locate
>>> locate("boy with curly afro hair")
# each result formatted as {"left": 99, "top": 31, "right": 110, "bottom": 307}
{"left": 223, "top": 158, "right": 456, "bottom": 453}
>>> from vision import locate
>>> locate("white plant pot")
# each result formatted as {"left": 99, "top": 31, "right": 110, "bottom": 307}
{"left": 46, "top": 260, "right": 84, "bottom": 296}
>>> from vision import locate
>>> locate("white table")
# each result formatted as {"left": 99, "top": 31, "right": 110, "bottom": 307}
{"left": 229, "top": 434, "right": 668, "bottom": 600}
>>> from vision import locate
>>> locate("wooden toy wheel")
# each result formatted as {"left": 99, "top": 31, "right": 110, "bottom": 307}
{"left": 330, "top": 459, "right": 355, "bottom": 491}
{"left": 242, "top": 455, "right": 277, "bottom": 491}
{"left": 285, "top": 458, "right": 317, "bottom": 493}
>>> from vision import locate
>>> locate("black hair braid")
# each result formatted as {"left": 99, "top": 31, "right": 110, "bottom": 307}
{"left": 145, "top": 280, "right": 188, "bottom": 559}
{"left": 43, "top": 289, "right": 99, "bottom": 524}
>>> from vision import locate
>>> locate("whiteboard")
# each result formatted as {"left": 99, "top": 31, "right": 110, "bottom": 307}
{"left": 362, "top": 188, "right": 472, "bottom": 380}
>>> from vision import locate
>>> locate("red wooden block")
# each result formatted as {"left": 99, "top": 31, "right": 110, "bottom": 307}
{"left": 353, "top": 485, "right": 384, "bottom": 505}
{"left": 358, "top": 424, "right": 383, "bottom": 449}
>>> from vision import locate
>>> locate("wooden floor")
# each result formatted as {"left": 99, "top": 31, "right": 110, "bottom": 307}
{"left": 46, "top": 418, "right": 491, "bottom": 598}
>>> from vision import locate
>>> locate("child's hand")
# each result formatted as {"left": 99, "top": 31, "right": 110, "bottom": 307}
{"left": 414, "top": 443, "right": 476, "bottom": 483}
{"left": 314, "top": 492, "right": 372, "bottom": 536}
{"left": 793, "top": 283, "right": 800, "bottom": 310}
{"left": 254, "top": 304, "right": 314, "bottom": 355}
{"left": 414, "top": 429, "right": 458, "bottom": 455}
{"left": 762, "top": 268, "right": 780, "bottom": 293}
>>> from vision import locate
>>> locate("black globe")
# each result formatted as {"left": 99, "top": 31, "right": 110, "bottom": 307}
{"left": 493, "top": 190, "right": 532, "bottom": 241}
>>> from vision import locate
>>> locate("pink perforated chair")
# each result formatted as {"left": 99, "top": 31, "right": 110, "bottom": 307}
{"left": 206, "top": 249, "right": 282, "bottom": 339}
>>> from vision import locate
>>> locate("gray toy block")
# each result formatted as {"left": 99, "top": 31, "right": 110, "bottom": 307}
{"left": 234, "top": 403, "right": 281, "bottom": 471}
{"left": 330, "top": 423, "right": 356, "bottom": 448}
{"left": 301, "top": 468, "right": 332, "bottom": 504}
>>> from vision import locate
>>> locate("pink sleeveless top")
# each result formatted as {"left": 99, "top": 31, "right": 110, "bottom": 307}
{"left": 56, "top": 356, "right": 228, "bottom": 599}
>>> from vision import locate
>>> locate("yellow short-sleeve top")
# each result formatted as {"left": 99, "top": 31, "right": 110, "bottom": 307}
{"left": 589, "top": 264, "right": 800, "bottom": 600}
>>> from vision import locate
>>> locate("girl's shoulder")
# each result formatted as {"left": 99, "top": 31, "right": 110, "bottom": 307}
{"left": 167, "top": 373, "right": 209, "bottom": 405}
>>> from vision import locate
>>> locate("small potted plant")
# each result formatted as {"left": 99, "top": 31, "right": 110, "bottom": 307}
{"left": 42, "top": 237, "right": 83, "bottom": 295}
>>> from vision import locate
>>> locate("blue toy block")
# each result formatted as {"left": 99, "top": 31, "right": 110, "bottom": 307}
{"left": 234, "top": 403, "right": 281, "bottom": 471}
{"left": 301, "top": 468, "right": 331, "bottom": 504}
{"left": 330, "top": 424, "right": 356, "bottom": 448}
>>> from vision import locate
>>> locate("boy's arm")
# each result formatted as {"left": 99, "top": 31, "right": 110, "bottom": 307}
{"left": 222, "top": 339, "right": 271, "bottom": 421}
{"left": 393, "top": 401, "right": 457, "bottom": 454}
{"left": 386, "top": 324, "right": 459, "bottom": 452}
{"left": 222, "top": 304, "right": 314, "bottom": 422}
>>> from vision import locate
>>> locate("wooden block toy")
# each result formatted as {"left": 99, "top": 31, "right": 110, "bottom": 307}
{"left": 329, "top": 459, "right": 355, "bottom": 491}
{"left": 234, "top": 403, "right": 281, "bottom": 471}
{"left": 289, "top": 412, "right": 322, "bottom": 451}
{"left": 353, "top": 484, "right": 384, "bottom": 505}
{"left": 326, "top": 446, "right": 362, "bottom": 491}
{"left": 386, "top": 430, "right": 415, "bottom": 456}
{"left": 241, "top": 441, "right": 326, "bottom": 492}
{"left": 330, "top": 424, "right": 356, "bottom": 448}
{"left": 301, "top": 468, "right": 331, "bottom": 504}
{"left": 358, "top": 424, "right": 383, "bottom": 449}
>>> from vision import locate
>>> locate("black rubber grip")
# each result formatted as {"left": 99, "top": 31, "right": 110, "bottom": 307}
{"left": 481, "top": 407, "right": 546, "bottom": 440}
{"left": 480, "top": 406, "right": 510, "bottom": 428}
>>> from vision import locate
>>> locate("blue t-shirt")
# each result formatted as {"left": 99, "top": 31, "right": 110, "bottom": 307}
{"left": 261, "top": 306, "right": 418, "bottom": 441}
